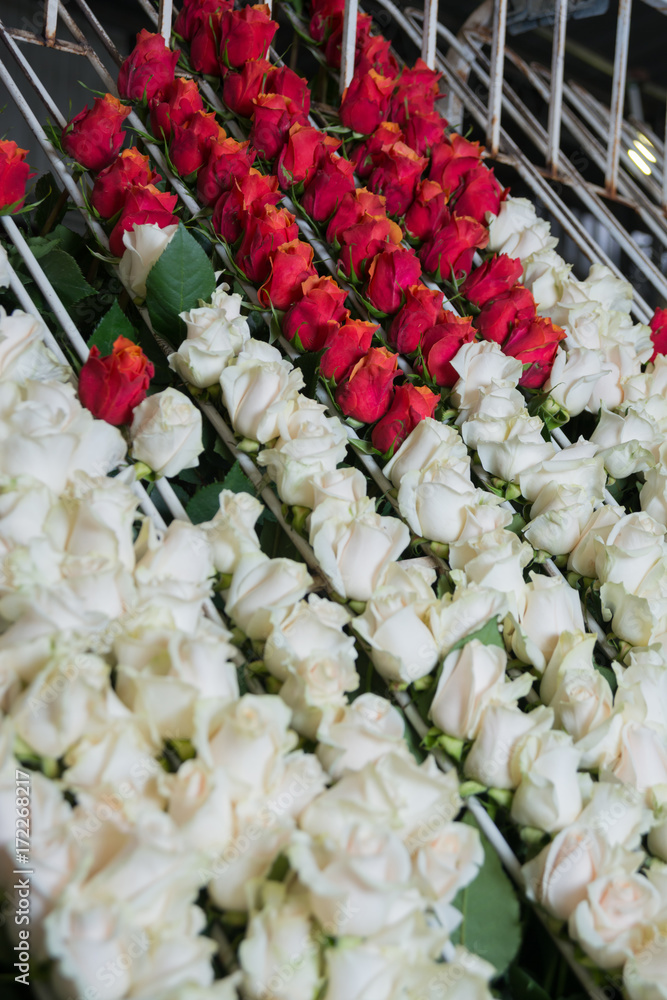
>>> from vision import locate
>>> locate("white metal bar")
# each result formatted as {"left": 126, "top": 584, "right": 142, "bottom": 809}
{"left": 158, "top": 0, "right": 173, "bottom": 42}
{"left": 486, "top": 0, "right": 507, "bottom": 155}
{"left": 0, "top": 20, "right": 67, "bottom": 128}
{"left": 546, "top": 0, "right": 568, "bottom": 175}
{"left": 44, "top": 0, "right": 59, "bottom": 45}
{"left": 663, "top": 97, "right": 667, "bottom": 211}
{"left": 605, "top": 0, "right": 632, "bottom": 195}
{"left": 340, "top": 0, "right": 358, "bottom": 93}
{"left": 421, "top": 0, "right": 439, "bottom": 70}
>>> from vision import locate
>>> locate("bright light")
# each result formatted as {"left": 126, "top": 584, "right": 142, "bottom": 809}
{"left": 636, "top": 131, "right": 655, "bottom": 148}
{"left": 627, "top": 148, "right": 652, "bottom": 175}
{"left": 633, "top": 140, "right": 657, "bottom": 163}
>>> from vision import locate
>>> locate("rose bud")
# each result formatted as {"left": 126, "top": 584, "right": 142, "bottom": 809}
{"left": 339, "top": 69, "right": 395, "bottom": 136}
{"left": 283, "top": 275, "right": 348, "bottom": 351}
{"left": 0, "top": 140, "right": 34, "bottom": 213}
{"left": 390, "top": 59, "right": 441, "bottom": 121}
{"left": 339, "top": 218, "right": 403, "bottom": 284}
{"left": 404, "top": 180, "right": 450, "bottom": 243}
{"left": 190, "top": 9, "right": 225, "bottom": 75}
{"left": 117, "top": 30, "right": 179, "bottom": 103}
{"left": 91, "top": 148, "right": 160, "bottom": 219}
{"left": 219, "top": 4, "right": 278, "bottom": 69}
{"left": 365, "top": 246, "right": 422, "bottom": 315}
{"left": 320, "top": 318, "right": 377, "bottom": 382}
{"left": 461, "top": 253, "right": 524, "bottom": 308}
{"left": 309, "top": 0, "right": 344, "bottom": 43}
{"left": 276, "top": 124, "right": 340, "bottom": 189}
{"left": 356, "top": 34, "right": 399, "bottom": 78}
{"left": 250, "top": 93, "right": 307, "bottom": 162}
{"left": 388, "top": 284, "right": 445, "bottom": 354}
{"left": 326, "top": 187, "right": 390, "bottom": 245}
{"left": 451, "top": 163, "right": 505, "bottom": 223}
{"left": 222, "top": 59, "right": 272, "bottom": 118}
{"left": 402, "top": 110, "right": 446, "bottom": 158}
{"left": 503, "top": 315, "right": 566, "bottom": 388}
{"left": 325, "top": 12, "right": 372, "bottom": 69}
{"left": 301, "top": 153, "right": 356, "bottom": 222}
{"left": 475, "top": 285, "right": 536, "bottom": 345}
{"left": 61, "top": 94, "right": 131, "bottom": 172}
{"left": 174, "top": 0, "right": 232, "bottom": 41}
{"left": 418, "top": 315, "right": 477, "bottom": 386}
{"left": 371, "top": 383, "right": 439, "bottom": 455}
{"left": 169, "top": 111, "right": 227, "bottom": 176}
{"left": 109, "top": 184, "right": 179, "bottom": 257}
{"left": 211, "top": 169, "right": 280, "bottom": 243}
{"left": 335, "top": 346, "right": 399, "bottom": 423}
{"left": 267, "top": 66, "right": 311, "bottom": 115}
{"left": 419, "top": 214, "right": 489, "bottom": 282}
{"left": 649, "top": 307, "right": 667, "bottom": 363}
{"left": 79, "top": 335, "right": 154, "bottom": 425}
{"left": 429, "top": 133, "right": 483, "bottom": 196}
{"left": 149, "top": 77, "right": 204, "bottom": 141}
{"left": 236, "top": 203, "right": 298, "bottom": 283}
{"left": 351, "top": 122, "right": 403, "bottom": 179}
{"left": 368, "top": 141, "right": 428, "bottom": 217}
{"left": 257, "top": 240, "right": 317, "bottom": 311}
{"left": 196, "top": 137, "right": 255, "bottom": 206}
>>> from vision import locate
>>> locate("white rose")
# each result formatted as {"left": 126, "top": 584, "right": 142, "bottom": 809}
{"left": 309, "top": 497, "right": 409, "bottom": 602}
{"left": 567, "top": 503, "right": 625, "bottom": 578}
{"left": 513, "top": 574, "right": 585, "bottom": 672}
{"left": 475, "top": 414, "right": 556, "bottom": 483}
{"left": 464, "top": 704, "right": 554, "bottom": 789}
{"left": 549, "top": 668, "right": 613, "bottom": 741}
{"left": 376, "top": 557, "right": 438, "bottom": 599}
{"left": 544, "top": 346, "right": 611, "bottom": 417}
{"left": 352, "top": 588, "right": 440, "bottom": 683}
{"left": 168, "top": 305, "right": 249, "bottom": 388}
{"left": 0, "top": 476, "right": 62, "bottom": 549}
{"left": 614, "top": 660, "right": 667, "bottom": 736}
{"left": 63, "top": 472, "right": 138, "bottom": 571}
{"left": 623, "top": 922, "right": 667, "bottom": 1000}
{"left": 581, "top": 264, "right": 634, "bottom": 314}
{"left": 569, "top": 869, "right": 659, "bottom": 968}
{"left": 280, "top": 652, "right": 359, "bottom": 739}
{"left": 0, "top": 307, "right": 68, "bottom": 384}
{"left": 595, "top": 512, "right": 666, "bottom": 591}
{"left": 207, "top": 812, "right": 294, "bottom": 912}
{"left": 397, "top": 464, "right": 503, "bottom": 545}
{"left": 511, "top": 730, "right": 583, "bottom": 832}
{"left": 311, "top": 467, "right": 368, "bottom": 506}
{"left": 524, "top": 483, "right": 596, "bottom": 556}
{"left": 521, "top": 248, "right": 571, "bottom": 311}
{"left": 180, "top": 300, "right": 249, "bottom": 348}
{"left": 579, "top": 781, "right": 652, "bottom": 850}
{"left": 449, "top": 529, "right": 532, "bottom": 601}
{"left": 209, "top": 284, "right": 245, "bottom": 319}
{"left": 162, "top": 758, "right": 233, "bottom": 854}
{"left": 226, "top": 553, "right": 312, "bottom": 641}
{"left": 316, "top": 694, "right": 411, "bottom": 780}
{"left": 486, "top": 196, "right": 539, "bottom": 252}
{"left": 600, "top": 579, "right": 667, "bottom": 648}
{"left": 264, "top": 595, "right": 355, "bottom": 682}
{"left": 383, "top": 418, "right": 470, "bottom": 487}
{"left": 519, "top": 437, "right": 606, "bottom": 503}
{"left": 135, "top": 518, "right": 214, "bottom": 588}
{"left": 641, "top": 468, "right": 667, "bottom": 528}
{"left": 240, "top": 883, "right": 321, "bottom": 1000}
{"left": 130, "top": 388, "right": 203, "bottom": 478}
{"left": 118, "top": 222, "right": 179, "bottom": 299}
{"left": 450, "top": 341, "right": 522, "bottom": 413}
{"left": 411, "top": 820, "right": 483, "bottom": 906}
{"left": 428, "top": 586, "right": 510, "bottom": 657}
{"left": 493, "top": 216, "right": 556, "bottom": 260}
{"left": 202, "top": 488, "right": 263, "bottom": 574}
{"left": 62, "top": 719, "right": 164, "bottom": 803}
{"left": 610, "top": 723, "right": 667, "bottom": 803}
{"left": 459, "top": 384, "right": 530, "bottom": 447}
{"left": 590, "top": 406, "right": 657, "bottom": 478}
{"left": 539, "top": 630, "right": 597, "bottom": 704}
{"left": 220, "top": 344, "right": 303, "bottom": 443}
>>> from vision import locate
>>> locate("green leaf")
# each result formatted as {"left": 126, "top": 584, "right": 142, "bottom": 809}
{"left": 293, "top": 349, "right": 323, "bottom": 398}
{"left": 509, "top": 964, "right": 552, "bottom": 1000}
{"left": 145, "top": 224, "right": 216, "bottom": 346}
{"left": 39, "top": 248, "right": 95, "bottom": 308}
{"left": 221, "top": 460, "right": 256, "bottom": 497}
{"left": 89, "top": 301, "right": 137, "bottom": 355}
{"left": 452, "top": 813, "right": 522, "bottom": 976}
{"left": 33, "top": 172, "right": 67, "bottom": 232}
{"left": 186, "top": 482, "right": 227, "bottom": 524}
{"left": 448, "top": 616, "right": 505, "bottom": 654}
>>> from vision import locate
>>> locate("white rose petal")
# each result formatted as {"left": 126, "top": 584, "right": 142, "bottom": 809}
{"left": 119, "top": 222, "right": 179, "bottom": 300}
{"left": 130, "top": 388, "right": 203, "bottom": 478}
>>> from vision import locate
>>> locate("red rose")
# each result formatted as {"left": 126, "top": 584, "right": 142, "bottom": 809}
{"left": 339, "top": 69, "right": 395, "bottom": 136}
{"left": 190, "top": 10, "right": 226, "bottom": 75}
{"left": 109, "top": 184, "right": 179, "bottom": 256}
{"left": 257, "top": 240, "right": 317, "bottom": 311}
{"left": 169, "top": 110, "right": 227, "bottom": 176}
{"left": 300, "top": 153, "right": 356, "bottom": 222}
{"left": 91, "top": 148, "right": 160, "bottom": 219}
{"left": 335, "top": 346, "right": 399, "bottom": 424}
{"left": 475, "top": 285, "right": 536, "bottom": 345}
{"left": 275, "top": 125, "right": 340, "bottom": 189}
{"left": 461, "top": 254, "right": 524, "bottom": 308}
{"left": 219, "top": 4, "right": 278, "bottom": 69}
{"left": 149, "top": 78, "right": 204, "bottom": 141}
{"left": 78, "top": 336, "right": 154, "bottom": 425}
{"left": 211, "top": 169, "right": 280, "bottom": 243}
{"left": 418, "top": 315, "right": 476, "bottom": 386}
{"left": 391, "top": 59, "right": 441, "bottom": 113}
{"left": 388, "top": 284, "right": 445, "bottom": 354}
{"left": 451, "top": 163, "right": 505, "bottom": 223}
{"left": 309, "top": 0, "right": 344, "bottom": 42}
{"left": 429, "top": 134, "right": 483, "bottom": 197}
{"left": 503, "top": 316, "right": 566, "bottom": 388}
{"left": 368, "top": 141, "right": 427, "bottom": 217}
{"left": 268, "top": 66, "right": 311, "bottom": 115}
{"left": 196, "top": 137, "right": 255, "bottom": 206}
{"left": 236, "top": 203, "right": 299, "bottom": 283}
{"left": 174, "top": 0, "right": 232, "bottom": 41}
{"left": 0, "top": 140, "right": 34, "bottom": 213}
{"left": 366, "top": 246, "right": 422, "bottom": 315}
{"left": 351, "top": 122, "right": 403, "bottom": 179}
{"left": 110, "top": 210, "right": 180, "bottom": 258}
{"left": 61, "top": 94, "right": 131, "bottom": 172}
{"left": 222, "top": 59, "right": 272, "bottom": 118}
{"left": 326, "top": 187, "right": 391, "bottom": 245}
{"left": 324, "top": 13, "right": 372, "bottom": 69}
{"left": 371, "top": 383, "right": 439, "bottom": 454}
{"left": 419, "top": 214, "right": 489, "bottom": 282}
{"left": 250, "top": 93, "right": 307, "bottom": 162}
{"left": 404, "top": 180, "right": 449, "bottom": 243}
{"left": 402, "top": 110, "right": 446, "bottom": 158}
{"left": 117, "top": 30, "right": 179, "bottom": 104}
{"left": 339, "top": 218, "right": 402, "bottom": 284}
{"left": 356, "top": 34, "right": 399, "bottom": 78}
{"left": 320, "top": 319, "right": 377, "bottom": 382}
{"left": 282, "top": 275, "right": 348, "bottom": 351}
{"left": 650, "top": 307, "right": 667, "bottom": 363}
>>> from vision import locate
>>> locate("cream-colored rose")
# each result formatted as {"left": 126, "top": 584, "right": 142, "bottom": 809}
{"left": 119, "top": 221, "right": 179, "bottom": 299}
{"left": 464, "top": 704, "right": 554, "bottom": 790}
{"left": 264, "top": 595, "right": 355, "bottom": 682}
{"left": 460, "top": 383, "right": 527, "bottom": 445}
{"left": 0, "top": 307, "right": 68, "bottom": 384}
{"left": 226, "top": 553, "right": 312, "bottom": 641}
{"left": 162, "top": 758, "right": 233, "bottom": 854}
{"left": 581, "top": 264, "right": 634, "bottom": 314}
{"left": 590, "top": 407, "right": 657, "bottom": 479}
{"left": 520, "top": 438, "right": 606, "bottom": 504}
{"left": 522, "top": 247, "right": 572, "bottom": 311}
{"left": 130, "top": 388, "right": 203, "bottom": 478}
{"left": 595, "top": 512, "right": 666, "bottom": 592}
{"left": 524, "top": 483, "right": 596, "bottom": 556}
{"left": 579, "top": 781, "right": 652, "bottom": 850}
{"left": 640, "top": 468, "right": 667, "bottom": 528}
{"left": 207, "top": 812, "right": 294, "bottom": 912}
{"left": 610, "top": 723, "right": 667, "bottom": 803}
{"left": 475, "top": 413, "right": 557, "bottom": 483}
{"left": 397, "top": 463, "right": 503, "bottom": 546}
{"left": 62, "top": 472, "right": 138, "bottom": 571}
{"left": 135, "top": 518, "right": 214, "bottom": 588}
{"left": 511, "top": 730, "right": 583, "bottom": 833}
{"left": 428, "top": 585, "right": 510, "bottom": 657}
{"left": 614, "top": 660, "right": 667, "bottom": 737}
{"left": 567, "top": 503, "right": 625, "bottom": 578}
{"left": 383, "top": 418, "right": 470, "bottom": 487}
{"left": 310, "top": 467, "right": 368, "bottom": 506}
{"left": 513, "top": 574, "right": 585, "bottom": 672}
{"left": 549, "top": 668, "right": 613, "bottom": 741}
{"left": 62, "top": 719, "right": 164, "bottom": 803}
{"left": 544, "top": 346, "right": 611, "bottom": 416}
{"left": 168, "top": 322, "right": 246, "bottom": 389}
{"left": 450, "top": 341, "right": 522, "bottom": 413}
{"left": 539, "top": 631, "right": 598, "bottom": 707}
{"left": 623, "top": 922, "right": 667, "bottom": 1000}
{"left": 487, "top": 196, "right": 539, "bottom": 251}
{"left": 220, "top": 341, "right": 303, "bottom": 443}
{"left": 489, "top": 211, "right": 556, "bottom": 260}
{"left": 449, "top": 529, "right": 532, "bottom": 603}
{"left": 309, "top": 497, "right": 409, "bottom": 602}
{"left": 202, "top": 488, "right": 263, "bottom": 574}
{"left": 411, "top": 820, "right": 484, "bottom": 905}
{"left": 600, "top": 577, "right": 667, "bottom": 648}
{"left": 569, "top": 870, "right": 660, "bottom": 968}
{"left": 279, "top": 652, "right": 359, "bottom": 739}
{"left": 316, "top": 694, "right": 410, "bottom": 779}
{"left": 180, "top": 298, "right": 249, "bottom": 346}
{"left": 352, "top": 588, "right": 440, "bottom": 683}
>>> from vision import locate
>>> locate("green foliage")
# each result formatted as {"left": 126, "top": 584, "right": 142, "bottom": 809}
{"left": 89, "top": 301, "right": 137, "bottom": 355}
{"left": 38, "top": 247, "right": 95, "bottom": 308}
{"left": 145, "top": 224, "right": 216, "bottom": 345}
{"left": 221, "top": 461, "right": 256, "bottom": 497}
